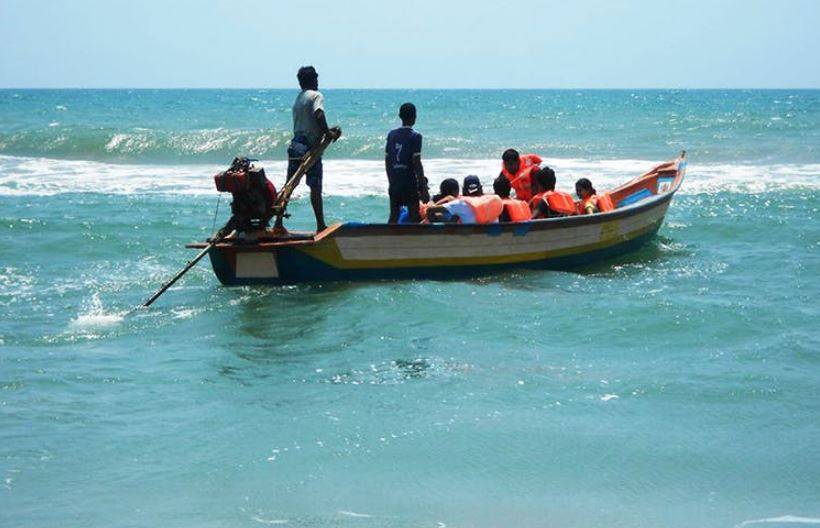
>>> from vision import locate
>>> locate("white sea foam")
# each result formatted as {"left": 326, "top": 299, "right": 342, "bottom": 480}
{"left": 738, "top": 515, "right": 820, "bottom": 526}
{"left": 251, "top": 516, "right": 289, "bottom": 525}
{"left": 69, "top": 293, "right": 125, "bottom": 330}
{"left": 337, "top": 510, "right": 373, "bottom": 518}
{"left": 0, "top": 154, "right": 817, "bottom": 198}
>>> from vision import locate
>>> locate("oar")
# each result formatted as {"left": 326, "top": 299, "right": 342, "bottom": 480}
{"left": 271, "top": 133, "right": 335, "bottom": 223}
{"left": 140, "top": 232, "right": 227, "bottom": 308}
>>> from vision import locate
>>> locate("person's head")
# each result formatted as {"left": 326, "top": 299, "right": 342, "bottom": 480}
{"left": 440, "top": 178, "right": 460, "bottom": 198}
{"left": 493, "top": 174, "right": 512, "bottom": 198}
{"left": 502, "top": 148, "right": 521, "bottom": 174}
{"left": 533, "top": 167, "right": 556, "bottom": 193}
{"left": 297, "top": 66, "right": 319, "bottom": 90}
{"left": 575, "top": 178, "right": 596, "bottom": 199}
{"left": 399, "top": 103, "right": 416, "bottom": 126}
{"left": 462, "top": 175, "right": 483, "bottom": 196}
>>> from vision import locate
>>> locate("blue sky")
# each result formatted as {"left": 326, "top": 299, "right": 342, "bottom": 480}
{"left": 1, "top": 0, "right": 819, "bottom": 88}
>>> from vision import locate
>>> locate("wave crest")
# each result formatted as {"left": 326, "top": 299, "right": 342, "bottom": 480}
{"left": 0, "top": 155, "right": 818, "bottom": 198}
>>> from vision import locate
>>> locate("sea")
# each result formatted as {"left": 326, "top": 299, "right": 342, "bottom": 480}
{"left": 0, "top": 89, "right": 818, "bottom": 528}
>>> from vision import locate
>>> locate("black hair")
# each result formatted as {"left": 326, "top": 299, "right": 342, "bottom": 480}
{"left": 502, "top": 149, "right": 520, "bottom": 163}
{"left": 533, "top": 167, "right": 556, "bottom": 192}
{"left": 441, "top": 178, "right": 460, "bottom": 196}
{"left": 432, "top": 178, "right": 460, "bottom": 202}
{"left": 575, "top": 178, "right": 596, "bottom": 195}
{"left": 399, "top": 103, "right": 416, "bottom": 123}
{"left": 297, "top": 66, "right": 318, "bottom": 89}
{"left": 493, "top": 175, "right": 511, "bottom": 198}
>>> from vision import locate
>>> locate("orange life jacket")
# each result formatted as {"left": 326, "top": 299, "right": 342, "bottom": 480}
{"left": 596, "top": 193, "right": 615, "bottom": 212}
{"left": 578, "top": 195, "right": 597, "bottom": 215}
{"left": 541, "top": 191, "right": 577, "bottom": 216}
{"left": 501, "top": 153, "right": 542, "bottom": 202}
{"left": 500, "top": 198, "right": 531, "bottom": 222}
{"left": 462, "top": 195, "right": 503, "bottom": 224}
{"left": 578, "top": 193, "right": 614, "bottom": 215}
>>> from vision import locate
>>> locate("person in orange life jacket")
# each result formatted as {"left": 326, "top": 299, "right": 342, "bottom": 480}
{"left": 500, "top": 149, "right": 542, "bottom": 202}
{"left": 386, "top": 103, "right": 431, "bottom": 224}
{"left": 530, "top": 167, "right": 577, "bottom": 219}
{"left": 575, "top": 178, "right": 599, "bottom": 214}
{"left": 493, "top": 175, "right": 530, "bottom": 223}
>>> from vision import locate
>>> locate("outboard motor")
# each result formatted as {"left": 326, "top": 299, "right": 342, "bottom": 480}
{"left": 214, "top": 157, "right": 277, "bottom": 235}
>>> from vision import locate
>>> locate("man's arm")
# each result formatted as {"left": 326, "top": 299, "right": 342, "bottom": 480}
{"left": 434, "top": 195, "right": 456, "bottom": 206}
{"left": 412, "top": 154, "right": 429, "bottom": 202}
{"left": 314, "top": 108, "right": 341, "bottom": 141}
{"left": 531, "top": 199, "right": 547, "bottom": 219}
{"left": 412, "top": 134, "right": 429, "bottom": 202}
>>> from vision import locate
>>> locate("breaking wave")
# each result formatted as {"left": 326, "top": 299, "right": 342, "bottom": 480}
{"left": 0, "top": 154, "right": 817, "bottom": 198}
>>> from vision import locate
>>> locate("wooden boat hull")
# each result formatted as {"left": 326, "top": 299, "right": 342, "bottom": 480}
{"left": 194, "top": 154, "right": 685, "bottom": 285}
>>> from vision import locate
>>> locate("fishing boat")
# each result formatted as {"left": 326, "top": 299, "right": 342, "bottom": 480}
{"left": 187, "top": 152, "right": 686, "bottom": 286}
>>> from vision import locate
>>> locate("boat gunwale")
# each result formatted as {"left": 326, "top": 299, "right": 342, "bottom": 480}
{"left": 188, "top": 153, "right": 685, "bottom": 250}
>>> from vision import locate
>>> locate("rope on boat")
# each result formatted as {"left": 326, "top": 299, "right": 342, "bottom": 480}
{"left": 211, "top": 194, "right": 222, "bottom": 232}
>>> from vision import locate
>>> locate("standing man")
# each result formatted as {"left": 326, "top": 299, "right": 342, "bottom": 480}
{"left": 274, "top": 65, "right": 342, "bottom": 233}
{"left": 385, "top": 103, "right": 429, "bottom": 223}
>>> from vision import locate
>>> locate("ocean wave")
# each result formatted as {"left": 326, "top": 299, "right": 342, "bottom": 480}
{"left": 0, "top": 127, "right": 488, "bottom": 164}
{"left": 0, "top": 127, "right": 298, "bottom": 164}
{"left": 0, "top": 154, "right": 818, "bottom": 198}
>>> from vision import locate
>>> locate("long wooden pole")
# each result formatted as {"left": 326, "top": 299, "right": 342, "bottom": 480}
{"left": 141, "top": 232, "right": 226, "bottom": 308}
{"left": 271, "top": 133, "right": 334, "bottom": 223}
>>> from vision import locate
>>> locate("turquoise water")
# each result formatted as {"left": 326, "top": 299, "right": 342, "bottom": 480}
{"left": 1, "top": 90, "right": 819, "bottom": 527}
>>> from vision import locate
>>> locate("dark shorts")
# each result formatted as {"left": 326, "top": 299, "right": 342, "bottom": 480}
{"left": 389, "top": 182, "right": 419, "bottom": 208}
{"left": 287, "top": 136, "right": 323, "bottom": 192}
{"left": 388, "top": 170, "right": 419, "bottom": 207}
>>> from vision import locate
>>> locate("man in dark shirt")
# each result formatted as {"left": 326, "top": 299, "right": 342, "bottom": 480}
{"left": 385, "top": 103, "right": 429, "bottom": 223}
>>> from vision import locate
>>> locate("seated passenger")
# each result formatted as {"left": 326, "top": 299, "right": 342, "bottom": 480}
{"left": 426, "top": 194, "right": 503, "bottom": 224}
{"left": 500, "top": 149, "right": 542, "bottom": 202}
{"left": 575, "top": 178, "right": 599, "bottom": 214}
{"left": 493, "top": 175, "right": 530, "bottom": 223}
{"left": 462, "top": 175, "right": 483, "bottom": 197}
{"left": 530, "top": 167, "right": 577, "bottom": 219}
{"left": 431, "top": 178, "right": 460, "bottom": 204}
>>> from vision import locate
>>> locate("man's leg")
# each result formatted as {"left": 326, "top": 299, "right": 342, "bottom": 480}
{"left": 388, "top": 190, "right": 401, "bottom": 224}
{"left": 310, "top": 186, "right": 326, "bottom": 232}
{"left": 407, "top": 196, "right": 421, "bottom": 223}
{"left": 308, "top": 159, "right": 326, "bottom": 232}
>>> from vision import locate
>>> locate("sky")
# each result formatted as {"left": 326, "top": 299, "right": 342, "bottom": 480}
{"left": 1, "top": 0, "right": 819, "bottom": 89}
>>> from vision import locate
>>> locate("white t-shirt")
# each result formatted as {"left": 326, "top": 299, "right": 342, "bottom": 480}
{"left": 442, "top": 199, "right": 477, "bottom": 224}
{"left": 292, "top": 89, "right": 325, "bottom": 145}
